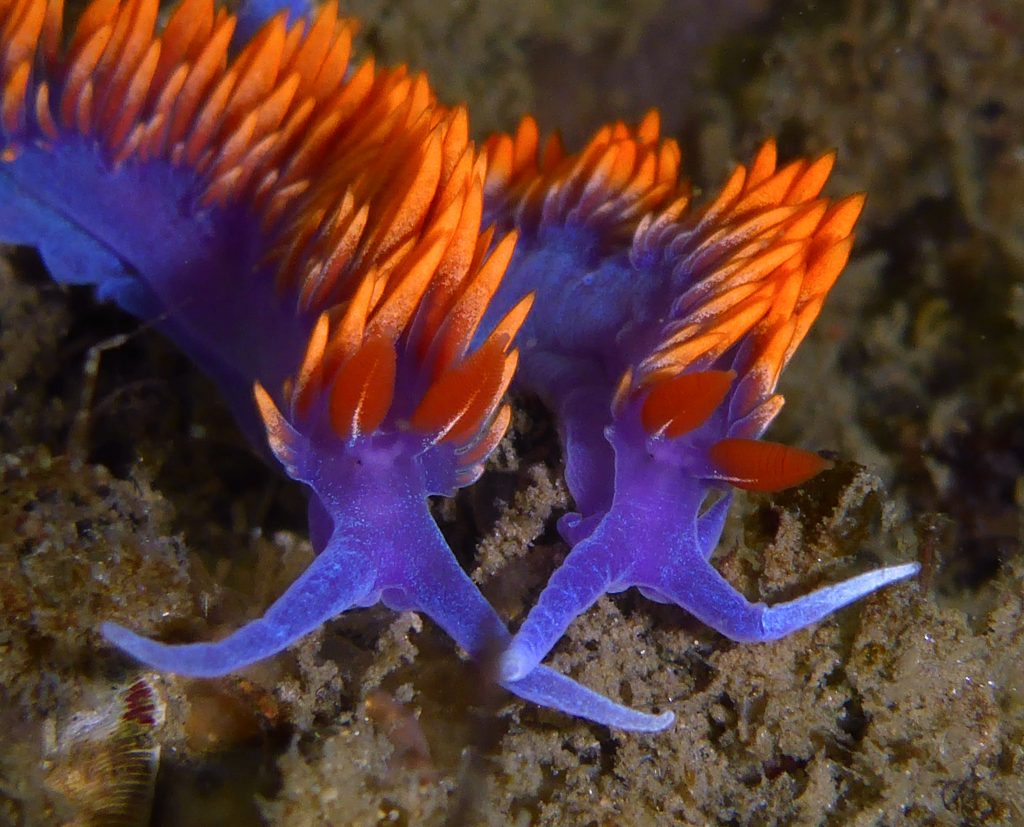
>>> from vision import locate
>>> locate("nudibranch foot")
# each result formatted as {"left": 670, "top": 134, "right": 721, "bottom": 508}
{"left": 372, "top": 488, "right": 674, "bottom": 731}
{"left": 376, "top": 508, "right": 674, "bottom": 730}
{"left": 501, "top": 435, "right": 922, "bottom": 682}
{"left": 105, "top": 627, "right": 673, "bottom": 732}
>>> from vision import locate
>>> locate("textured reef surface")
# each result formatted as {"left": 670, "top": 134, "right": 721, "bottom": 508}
{"left": 2, "top": 0, "right": 1023, "bottom": 825}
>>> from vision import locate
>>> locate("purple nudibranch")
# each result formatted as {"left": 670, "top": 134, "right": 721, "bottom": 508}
{"left": 480, "top": 116, "right": 919, "bottom": 685}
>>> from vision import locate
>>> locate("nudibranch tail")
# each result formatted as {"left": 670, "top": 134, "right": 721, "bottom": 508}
{"left": 492, "top": 126, "right": 919, "bottom": 683}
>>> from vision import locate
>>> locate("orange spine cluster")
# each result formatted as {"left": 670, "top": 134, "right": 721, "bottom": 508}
{"left": 483, "top": 115, "right": 862, "bottom": 493}
{"left": 257, "top": 209, "right": 531, "bottom": 480}
{"left": 622, "top": 140, "right": 862, "bottom": 491}
{"left": 632, "top": 141, "right": 863, "bottom": 396}
{"left": 1, "top": 0, "right": 533, "bottom": 468}
{"left": 0, "top": 0, "right": 497, "bottom": 316}
{"left": 1, "top": 0, "right": 356, "bottom": 213}
{"left": 483, "top": 110, "right": 688, "bottom": 243}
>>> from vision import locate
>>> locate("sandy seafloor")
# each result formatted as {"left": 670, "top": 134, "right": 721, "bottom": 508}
{"left": 2, "top": 0, "right": 1023, "bottom": 824}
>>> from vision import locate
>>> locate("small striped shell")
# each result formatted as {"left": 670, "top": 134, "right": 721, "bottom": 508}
{"left": 44, "top": 677, "right": 164, "bottom": 827}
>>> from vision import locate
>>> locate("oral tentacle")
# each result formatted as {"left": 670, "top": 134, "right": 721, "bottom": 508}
{"left": 505, "top": 666, "right": 674, "bottom": 732}
{"left": 373, "top": 499, "right": 673, "bottom": 730}
{"left": 696, "top": 491, "right": 732, "bottom": 560}
{"left": 102, "top": 527, "right": 379, "bottom": 676}
{"left": 636, "top": 556, "right": 921, "bottom": 644}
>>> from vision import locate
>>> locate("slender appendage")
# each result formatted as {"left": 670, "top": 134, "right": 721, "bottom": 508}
{"left": 556, "top": 392, "right": 616, "bottom": 545}
{"left": 507, "top": 668, "right": 674, "bottom": 732}
{"left": 379, "top": 505, "right": 510, "bottom": 658}
{"left": 558, "top": 389, "right": 618, "bottom": 532}
{"left": 500, "top": 524, "right": 625, "bottom": 682}
{"left": 306, "top": 496, "right": 335, "bottom": 555}
{"left": 556, "top": 511, "right": 603, "bottom": 546}
{"left": 102, "top": 529, "right": 378, "bottom": 676}
{"left": 643, "top": 558, "right": 921, "bottom": 643}
{"left": 395, "top": 539, "right": 675, "bottom": 730}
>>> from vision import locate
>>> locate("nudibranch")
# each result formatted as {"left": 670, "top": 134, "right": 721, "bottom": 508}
{"left": 481, "top": 115, "right": 920, "bottom": 687}
{"left": 0, "top": 0, "right": 671, "bottom": 729}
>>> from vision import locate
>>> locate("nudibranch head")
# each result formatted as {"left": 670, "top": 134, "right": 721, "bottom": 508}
{"left": 478, "top": 115, "right": 862, "bottom": 519}
{"left": 487, "top": 114, "right": 862, "bottom": 493}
